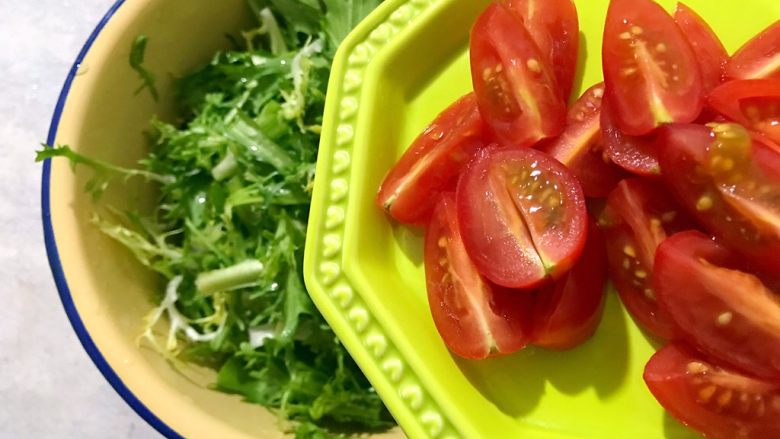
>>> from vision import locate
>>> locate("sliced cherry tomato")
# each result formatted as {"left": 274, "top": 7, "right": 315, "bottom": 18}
{"left": 532, "top": 219, "right": 607, "bottom": 350}
{"left": 600, "top": 101, "right": 661, "bottom": 176}
{"left": 708, "top": 79, "right": 780, "bottom": 144}
{"left": 541, "top": 83, "right": 627, "bottom": 197}
{"left": 457, "top": 147, "right": 587, "bottom": 289}
{"left": 600, "top": 178, "right": 691, "bottom": 340}
{"left": 602, "top": 0, "right": 703, "bottom": 135}
{"left": 674, "top": 3, "right": 729, "bottom": 93}
{"left": 659, "top": 122, "right": 780, "bottom": 273}
{"left": 424, "top": 193, "right": 534, "bottom": 359}
{"left": 376, "top": 93, "right": 486, "bottom": 224}
{"left": 470, "top": 3, "right": 566, "bottom": 147}
{"left": 654, "top": 231, "right": 780, "bottom": 380}
{"left": 726, "top": 20, "right": 780, "bottom": 80}
{"left": 503, "top": 0, "right": 579, "bottom": 101}
{"left": 645, "top": 343, "right": 780, "bottom": 439}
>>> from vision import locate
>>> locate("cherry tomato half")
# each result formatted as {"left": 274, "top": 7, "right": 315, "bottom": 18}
{"left": 655, "top": 231, "right": 780, "bottom": 380}
{"left": 425, "top": 193, "right": 534, "bottom": 359}
{"left": 726, "top": 20, "right": 780, "bottom": 80}
{"left": 602, "top": 0, "right": 703, "bottom": 135}
{"left": 645, "top": 343, "right": 780, "bottom": 439}
{"left": 541, "top": 83, "right": 627, "bottom": 197}
{"left": 674, "top": 2, "right": 729, "bottom": 93}
{"left": 600, "top": 100, "right": 661, "bottom": 176}
{"left": 600, "top": 178, "right": 691, "bottom": 340}
{"left": 457, "top": 147, "right": 587, "bottom": 289}
{"left": 532, "top": 219, "right": 607, "bottom": 350}
{"left": 503, "top": 0, "right": 580, "bottom": 102}
{"left": 470, "top": 2, "right": 566, "bottom": 147}
{"left": 376, "top": 93, "right": 486, "bottom": 224}
{"left": 708, "top": 78, "right": 780, "bottom": 145}
{"left": 659, "top": 122, "right": 780, "bottom": 273}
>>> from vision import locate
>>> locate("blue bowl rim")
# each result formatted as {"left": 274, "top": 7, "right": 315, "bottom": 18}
{"left": 41, "top": 1, "right": 180, "bottom": 437}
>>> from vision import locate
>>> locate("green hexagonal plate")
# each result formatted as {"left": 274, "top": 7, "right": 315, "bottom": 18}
{"left": 303, "top": 1, "right": 780, "bottom": 438}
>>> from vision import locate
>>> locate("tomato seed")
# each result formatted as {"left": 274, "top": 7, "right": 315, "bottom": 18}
{"left": 696, "top": 195, "right": 714, "bottom": 211}
{"left": 526, "top": 59, "right": 542, "bottom": 74}
{"left": 718, "top": 389, "right": 733, "bottom": 407}
{"left": 698, "top": 385, "right": 717, "bottom": 403}
{"left": 716, "top": 311, "right": 734, "bottom": 326}
{"left": 686, "top": 361, "right": 708, "bottom": 374}
{"left": 630, "top": 26, "right": 644, "bottom": 35}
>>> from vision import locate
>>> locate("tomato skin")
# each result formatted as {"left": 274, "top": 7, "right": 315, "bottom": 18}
{"left": 674, "top": 3, "right": 729, "bottom": 93}
{"left": 532, "top": 220, "right": 607, "bottom": 350}
{"left": 601, "top": 178, "right": 689, "bottom": 340}
{"left": 708, "top": 79, "right": 780, "bottom": 144}
{"left": 541, "top": 83, "right": 627, "bottom": 197}
{"left": 644, "top": 343, "right": 780, "bottom": 439}
{"left": 457, "top": 147, "right": 587, "bottom": 289}
{"left": 658, "top": 122, "right": 780, "bottom": 273}
{"left": 726, "top": 20, "right": 780, "bottom": 80}
{"left": 600, "top": 101, "right": 661, "bottom": 177}
{"left": 503, "top": 0, "right": 580, "bottom": 102}
{"left": 654, "top": 231, "right": 780, "bottom": 380}
{"left": 376, "top": 93, "right": 486, "bottom": 225}
{"left": 424, "top": 193, "right": 533, "bottom": 359}
{"left": 470, "top": 3, "right": 566, "bottom": 147}
{"left": 602, "top": 0, "right": 703, "bottom": 135}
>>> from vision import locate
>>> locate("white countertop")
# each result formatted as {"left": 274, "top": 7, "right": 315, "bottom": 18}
{"left": 0, "top": 0, "right": 159, "bottom": 437}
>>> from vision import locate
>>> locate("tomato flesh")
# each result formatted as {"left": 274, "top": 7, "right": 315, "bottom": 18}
{"left": 708, "top": 79, "right": 780, "bottom": 144}
{"left": 457, "top": 147, "right": 587, "bottom": 289}
{"left": 674, "top": 3, "right": 729, "bottom": 93}
{"left": 726, "top": 20, "right": 780, "bottom": 80}
{"left": 602, "top": 0, "right": 703, "bottom": 135}
{"left": 541, "top": 83, "right": 627, "bottom": 197}
{"left": 600, "top": 101, "right": 661, "bottom": 176}
{"left": 424, "top": 193, "right": 533, "bottom": 359}
{"left": 654, "top": 231, "right": 780, "bottom": 380}
{"left": 503, "top": 0, "right": 579, "bottom": 102}
{"left": 644, "top": 343, "right": 780, "bottom": 439}
{"left": 600, "top": 178, "right": 690, "bottom": 340}
{"left": 376, "top": 93, "right": 486, "bottom": 225}
{"left": 532, "top": 219, "right": 607, "bottom": 350}
{"left": 470, "top": 3, "right": 566, "bottom": 147}
{"left": 659, "top": 122, "right": 780, "bottom": 273}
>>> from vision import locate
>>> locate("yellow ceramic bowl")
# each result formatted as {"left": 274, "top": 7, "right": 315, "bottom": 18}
{"left": 42, "top": 1, "right": 402, "bottom": 437}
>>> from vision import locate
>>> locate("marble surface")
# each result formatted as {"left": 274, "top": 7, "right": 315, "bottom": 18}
{"left": 0, "top": 1, "right": 159, "bottom": 437}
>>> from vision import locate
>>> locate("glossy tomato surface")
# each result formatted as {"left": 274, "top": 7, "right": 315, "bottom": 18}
{"left": 601, "top": 178, "right": 690, "bottom": 340}
{"left": 600, "top": 101, "right": 661, "bottom": 176}
{"left": 602, "top": 0, "right": 703, "bottom": 135}
{"left": 654, "top": 231, "right": 780, "bottom": 380}
{"left": 470, "top": 2, "right": 566, "bottom": 147}
{"left": 532, "top": 219, "right": 607, "bottom": 350}
{"left": 542, "top": 83, "right": 626, "bottom": 197}
{"left": 674, "top": 2, "right": 729, "bottom": 93}
{"left": 708, "top": 79, "right": 780, "bottom": 144}
{"left": 424, "top": 194, "right": 534, "bottom": 359}
{"left": 457, "top": 147, "right": 587, "bottom": 289}
{"left": 726, "top": 20, "right": 780, "bottom": 80}
{"left": 659, "top": 122, "right": 780, "bottom": 273}
{"left": 645, "top": 343, "right": 780, "bottom": 439}
{"left": 503, "top": 0, "right": 579, "bottom": 101}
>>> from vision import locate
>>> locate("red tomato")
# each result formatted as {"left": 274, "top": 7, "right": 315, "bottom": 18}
{"left": 708, "top": 79, "right": 780, "bottom": 144}
{"left": 644, "top": 343, "right": 780, "bottom": 439}
{"left": 541, "top": 83, "right": 627, "bottom": 197}
{"left": 376, "top": 93, "right": 486, "bottom": 224}
{"left": 726, "top": 20, "right": 780, "bottom": 80}
{"left": 470, "top": 3, "right": 566, "bottom": 147}
{"left": 532, "top": 219, "right": 607, "bottom": 350}
{"left": 659, "top": 122, "right": 780, "bottom": 273}
{"left": 600, "top": 178, "right": 690, "bottom": 340}
{"left": 674, "top": 3, "right": 729, "bottom": 93}
{"left": 602, "top": 0, "right": 703, "bottom": 135}
{"left": 424, "top": 193, "right": 534, "bottom": 359}
{"left": 457, "top": 147, "right": 587, "bottom": 289}
{"left": 600, "top": 101, "right": 661, "bottom": 176}
{"left": 654, "top": 231, "right": 780, "bottom": 380}
{"left": 503, "top": 0, "right": 580, "bottom": 101}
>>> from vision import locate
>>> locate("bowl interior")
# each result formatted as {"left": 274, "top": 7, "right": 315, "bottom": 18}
{"left": 48, "top": 0, "right": 400, "bottom": 437}
{"left": 323, "top": 0, "right": 780, "bottom": 437}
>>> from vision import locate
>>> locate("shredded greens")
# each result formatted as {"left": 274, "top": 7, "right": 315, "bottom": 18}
{"left": 130, "top": 35, "right": 159, "bottom": 101}
{"left": 38, "top": 1, "right": 392, "bottom": 437}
